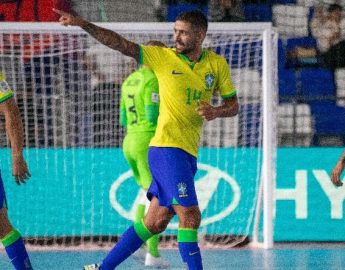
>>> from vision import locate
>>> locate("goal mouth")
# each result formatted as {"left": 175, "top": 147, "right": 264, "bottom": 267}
{"left": 0, "top": 22, "right": 277, "bottom": 249}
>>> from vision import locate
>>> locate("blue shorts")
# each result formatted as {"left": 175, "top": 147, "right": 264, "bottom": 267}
{"left": 147, "top": 147, "right": 198, "bottom": 211}
{"left": 0, "top": 172, "right": 7, "bottom": 209}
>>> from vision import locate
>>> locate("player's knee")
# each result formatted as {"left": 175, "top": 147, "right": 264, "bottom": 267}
{"left": 179, "top": 208, "right": 201, "bottom": 229}
{"left": 145, "top": 217, "right": 170, "bottom": 234}
{"left": 0, "top": 210, "right": 13, "bottom": 238}
{"left": 155, "top": 217, "right": 171, "bottom": 233}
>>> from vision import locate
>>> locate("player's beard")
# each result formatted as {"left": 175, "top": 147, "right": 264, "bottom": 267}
{"left": 175, "top": 41, "right": 195, "bottom": 55}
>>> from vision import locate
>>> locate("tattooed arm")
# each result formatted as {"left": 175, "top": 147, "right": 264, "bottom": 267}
{"left": 195, "top": 96, "right": 239, "bottom": 121}
{"left": 331, "top": 150, "right": 345, "bottom": 187}
{"left": 53, "top": 9, "right": 140, "bottom": 61}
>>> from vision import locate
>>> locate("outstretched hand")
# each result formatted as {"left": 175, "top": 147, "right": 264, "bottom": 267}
{"left": 53, "top": 8, "right": 85, "bottom": 27}
{"left": 196, "top": 101, "right": 217, "bottom": 121}
{"left": 331, "top": 161, "right": 344, "bottom": 187}
{"left": 12, "top": 155, "right": 31, "bottom": 185}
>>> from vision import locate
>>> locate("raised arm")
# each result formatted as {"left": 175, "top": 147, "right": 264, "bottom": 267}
{"left": 0, "top": 98, "right": 30, "bottom": 184}
{"left": 331, "top": 150, "right": 345, "bottom": 187}
{"left": 53, "top": 9, "right": 140, "bottom": 61}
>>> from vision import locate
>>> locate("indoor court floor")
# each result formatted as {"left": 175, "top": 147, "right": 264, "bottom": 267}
{"left": 1, "top": 243, "right": 345, "bottom": 269}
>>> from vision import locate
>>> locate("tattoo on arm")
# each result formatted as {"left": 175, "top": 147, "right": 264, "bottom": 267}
{"left": 82, "top": 22, "right": 140, "bottom": 61}
{"left": 216, "top": 96, "right": 239, "bottom": 118}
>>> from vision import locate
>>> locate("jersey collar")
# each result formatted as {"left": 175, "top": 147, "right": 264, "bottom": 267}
{"left": 178, "top": 50, "right": 207, "bottom": 70}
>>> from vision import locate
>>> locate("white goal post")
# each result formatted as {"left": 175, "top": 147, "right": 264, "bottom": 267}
{"left": 0, "top": 22, "right": 277, "bottom": 249}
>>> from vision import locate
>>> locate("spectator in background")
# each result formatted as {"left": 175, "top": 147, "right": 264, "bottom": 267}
{"left": 208, "top": 0, "right": 244, "bottom": 22}
{"left": 310, "top": 4, "right": 345, "bottom": 69}
{"left": 0, "top": 0, "right": 70, "bottom": 22}
{"left": 288, "top": 4, "right": 345, "bottom": 69}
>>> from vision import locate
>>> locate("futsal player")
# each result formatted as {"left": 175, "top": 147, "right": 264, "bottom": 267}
{"left": 54, "top": 8, "right": 239, "bottom": 270}
{"left": 120, "top": 40, "right": 168, "bottom": 267}
{"left": 0, "top": 71, "right": 33, "bottom": 269}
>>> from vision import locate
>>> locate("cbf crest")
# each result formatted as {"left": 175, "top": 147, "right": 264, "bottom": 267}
{"left": 205, "top": 72, "right": 215, "bottom": 91}
{"left": 0, "top": 80, "right": 10, "bottom": 93}
{"left": 178, "top": 182, "right": 188, "bottom": 197}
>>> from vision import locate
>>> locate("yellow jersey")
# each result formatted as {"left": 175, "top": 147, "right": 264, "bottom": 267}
{"left": 139, "top": 46, "right": 236, "bottom": 157}
{"left": 0, "top": 72, "right": 14, "bottom": 103}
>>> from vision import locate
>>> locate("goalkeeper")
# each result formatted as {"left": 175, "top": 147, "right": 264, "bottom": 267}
{"left": 0, "top": 71, "right": 33, "bottom": 270}
{"left": 119, "top": 40, "right": 168, "bottom": 268}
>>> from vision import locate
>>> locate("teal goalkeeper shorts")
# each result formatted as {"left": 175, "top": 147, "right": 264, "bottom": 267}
{"left": 122, "top": 131, "right": 155, "bottom": 190}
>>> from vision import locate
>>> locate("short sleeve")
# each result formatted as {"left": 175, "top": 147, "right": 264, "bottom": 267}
{"left": 139, "top": 45, "right": 165, "bottom": 70}
{"left": 217, "top": 57, "right": 236, "bottom": 99}
{"left": 0, "top": 74, "right": 14, "bottom": 103}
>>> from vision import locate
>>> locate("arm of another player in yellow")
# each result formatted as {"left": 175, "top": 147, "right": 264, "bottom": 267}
{"left": 195, "top": 95, "right": 239, "bottom": 121}
{"left": 53, "top": 9, "right": 140, "bottom": 61}
{"left": 331, "top": 150, "right": 345, "bottom": 187}
{"left": 0, "top": 98, "right": 30, "bottom": 185}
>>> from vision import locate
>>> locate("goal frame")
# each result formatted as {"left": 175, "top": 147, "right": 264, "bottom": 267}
{"left": 1, "top": 22, "right": 276, "bottom": 249}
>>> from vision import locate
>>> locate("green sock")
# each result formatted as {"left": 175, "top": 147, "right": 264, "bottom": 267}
{"left": 147, "top": 234, "right": 160, "bottom": 257}
{"left": 135, "top": 204, "right": 145, "bottom": 222}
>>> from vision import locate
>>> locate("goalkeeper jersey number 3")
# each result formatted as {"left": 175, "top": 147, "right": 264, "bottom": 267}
{"left": 139, "top": 46, "right": 236, "bottom": 157}
{"left": 0, "top": 72, "right": 14, "bottom": 103}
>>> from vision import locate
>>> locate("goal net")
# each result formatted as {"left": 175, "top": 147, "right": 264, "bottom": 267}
{"left": 0, "top": 22, "right": 277, "bottom": 249}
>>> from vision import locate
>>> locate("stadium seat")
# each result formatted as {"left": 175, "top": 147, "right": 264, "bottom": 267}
{"left": 278, "top": 103, "right": 314, "bottom": 146}
{"left": 278, "top": 69, "right": 297, "bottom": 101}
{"left": 278, "top": 38, "right": 286, "bottom": 70}
{"left": 0, "top": 0, "right": 70, "bottom": 22}
{"left": 299, "top": 68, "right": 336, "bottom": 102}
{"left": 286, "top": 36, "right": 317, "bottom": 53}
{"left": 285, "top": 36, "right": 318, "bottom": 68}
{"left": 166, "top": 3, "right": 208, "bottom": 22}
{"left": 272, "top": 4, "right": 309, "bottom": 38}
{"left": 231, "top": 68, "right": 261, "bottom": 104}
{"left": 309, "top": 101, "right": 345, "bottom": 136}
{"left": 334, "top": 68, "right": 345, "bottom": 107}
{"left": 202, "top": 116, "right": 239, "bottom": 147}
{"left": 0, "top": 1, "right": 17, "bottom": 21}
{"left": 238, "top": 103, "right": 261, "bottom": 147}
{"left": 243, "top": 4, "right": 272, "bottom": 22}
{"left": 272, "top": 0, "right": 297, "bottom": 3}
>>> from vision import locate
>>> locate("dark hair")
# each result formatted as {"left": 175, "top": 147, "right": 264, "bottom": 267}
{"left": 176, "top": 10, "right": 208, "bottom": 32}
{"left": 328, "top": 4, "right": 342, "bottom": 12}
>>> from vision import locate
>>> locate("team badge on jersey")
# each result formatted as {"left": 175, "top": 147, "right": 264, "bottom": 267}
{"left": 205, "top": 73, "right": 215, "bottom": 91}
{"left": 178, "top": 182, "right": 188, "bottom": 197}
{"left": 151, "top": 92, "right": 159, "bottom": 103}
{"left": 0, "top": 80, "right": 10, "bottom": 93}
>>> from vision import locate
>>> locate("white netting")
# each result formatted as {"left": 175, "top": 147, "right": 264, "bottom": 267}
{"left": 0, "top": 22, "right": 277, "bottom": 249}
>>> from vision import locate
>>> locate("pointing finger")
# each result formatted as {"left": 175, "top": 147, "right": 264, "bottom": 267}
{"left": 52, "top": 8, "right": 67, "bottom": 16}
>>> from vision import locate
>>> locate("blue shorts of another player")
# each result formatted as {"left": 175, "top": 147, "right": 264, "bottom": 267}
{"left": 0, "top": 171, "right": 7, "bottom": 209}
{"left": 147, "top": 147, "right": 198, "bottom": 212}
